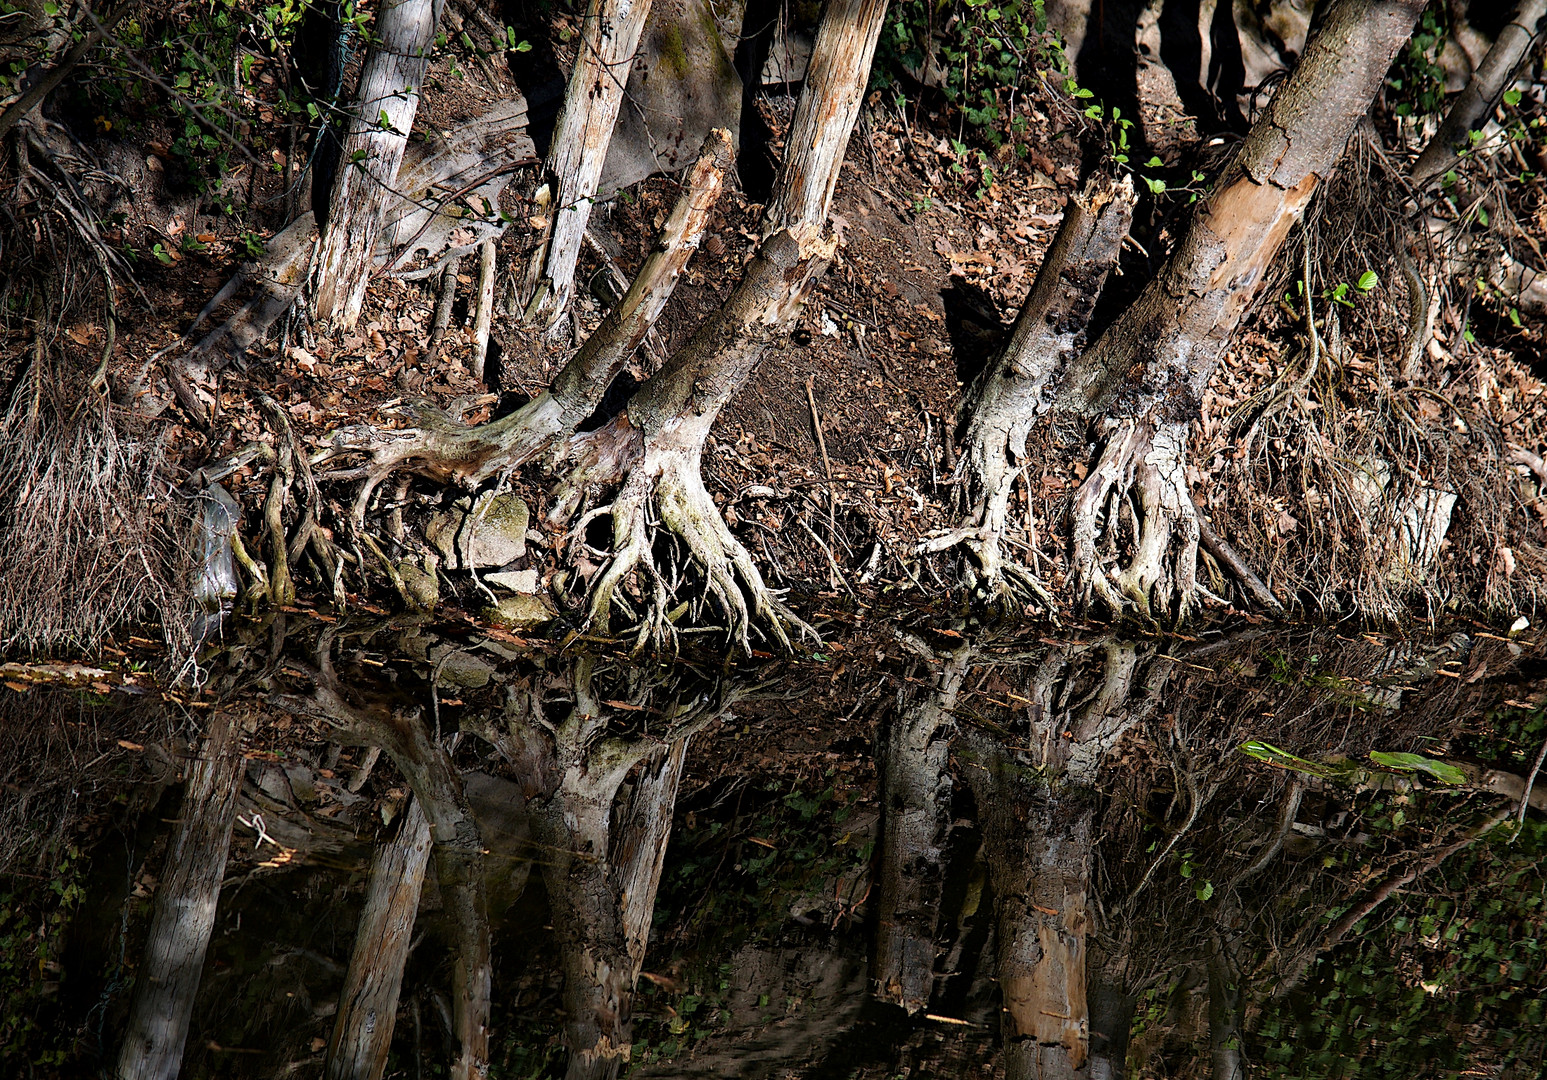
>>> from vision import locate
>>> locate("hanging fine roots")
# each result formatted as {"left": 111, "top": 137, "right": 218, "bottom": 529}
{"left": 0, "top": 362, "right": 194, "bottom": 654}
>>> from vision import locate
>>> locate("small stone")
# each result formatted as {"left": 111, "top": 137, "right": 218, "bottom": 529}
{"left": 429, "top": 646, "right": 496, "bottom": 690}
{"left": 425, "top": 494, "right": 530, "bottom": 569}
{"left": 398, "top": 560, "right": 439, "bottom": 612}
{"left": 484, "top": 594, "right": 555, "bottom": 629}
{"left": 486, "top": 569, "right": 539, "bottom": 593}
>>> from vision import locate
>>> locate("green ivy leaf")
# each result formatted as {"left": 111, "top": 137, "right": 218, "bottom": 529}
{"left": 1368, "top": 751, "right": 1466, "bottom": 785}
{"left": 1356, "top": 270, "right": 1379, "bottom": 291}
{"left": 1195, "top": 880, "right": 1214, "bottom": 901}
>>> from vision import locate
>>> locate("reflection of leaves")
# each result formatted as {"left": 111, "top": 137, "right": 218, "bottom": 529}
{"left": 1369, "top": 751, "right": 1466, "bottom": 785}
{"left": 1239, "top": 740, "right": 1338, "bottom": 780}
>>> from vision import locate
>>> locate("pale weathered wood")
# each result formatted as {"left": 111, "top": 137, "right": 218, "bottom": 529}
{"left": 519, "top": 0, "right": 656, "bottom": 331}
{"left": 310, "top": 0, "right": 446, "bottom": 331}
{"left": 471, "top": 238, "right": 496, "bottom": 380}
{"left": 116, "top": 710, "right": 246, "bottom": 1080}
{"left": 324, "top": 798, "right": 432, "bottom": 1080}
{"left": 763, "top": 0, "right": 888, "bottom": 239}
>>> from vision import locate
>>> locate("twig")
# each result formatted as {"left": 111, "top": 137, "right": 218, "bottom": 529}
{"left": 805, "top": 375, "right": 839, "bottom": 557}
{"left": 1518, "top": 735, "right": 1547, "bottom": 827}
{"left": 471, "top": 239, "right": 496, "bottom": 382}
{"left": 426, "top": 254, "right": 462, "bottom": 364}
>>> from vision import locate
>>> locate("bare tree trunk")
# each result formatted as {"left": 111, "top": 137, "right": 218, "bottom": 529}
{"left": 1411, "top": 0, "right": 1547, "bottom": 183}
{"left": 116, "top": 710, "right": 246, "bottom": 1080}
{"left": 1041, "top": 0, "right": 1425, "bottom": 619}
{"left": 873, "top": 648, "right": 968, "bottom": 1013}
{"left": 310, "top": 0, "right": 446, "bottom": 332}
{"left": 1206, "top": 929, "right": 1244, "bottom": 1080}
{"left": 922, "top": 178, "right": 1135, "bottom": 601}
{"left": 517, "top": 0, "right": 656, "bottom": 332}
{"left": 324, "top": 798, "right": 432, "bottom": 1080}
{"left": 543, "top": 0, "right": 889, "bottom": 649}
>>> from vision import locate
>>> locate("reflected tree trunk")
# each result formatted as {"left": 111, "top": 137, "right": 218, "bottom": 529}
{"left": 874, "top": 647, "right": 968, "bottom": 1013}
{"left": 271, "top": 649, "right": 490, "bottom": 1080}
{"left": 324, "top": 797, "right": 433, "bottom": 1080}
{"left": 116, "top": 709, "right": 246, "bottom": 1080}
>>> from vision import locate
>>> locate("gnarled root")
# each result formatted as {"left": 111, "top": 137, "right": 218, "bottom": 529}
{"left": 551, "top": 416, "right": 814, "bottom": 652}
{"left": 918, "top": 418, "right": 1054, "bottom": 610}
{"left": 1072, "top": 417, "right": 1202, "bottom": 622}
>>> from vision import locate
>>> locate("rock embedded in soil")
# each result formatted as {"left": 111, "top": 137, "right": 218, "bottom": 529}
{"left": 485, "top": 569, "right": 540, "bottom": 594}
{"left": 483, "top": 594, "right": 555, "bottom": 630}
{"left": 425, "top": 493, "right": 530, "bottom": 570}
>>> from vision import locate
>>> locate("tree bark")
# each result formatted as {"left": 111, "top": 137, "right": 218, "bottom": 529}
{"left": 1048, "top": 0, "right": 1426, "bottom": 619}
{"left": 873, "top": 648, "right": 968, "bottom": 1013}
{"left": 518, "top": 0, "right": 656, "bottom": 332}
{"left": 116, "top": 709, "right": 246, "bottom": 1080}
{"left": 924, "top": 178, "right": 1135, "bottom": 600}
{"left": 324, "top": 798, "right": 433, "bottom": 1080}
{"left": 310, "top": 0, "right": 446, "bottom": 331}
{"left": 1411, "top": 0, "right": 1547, "bottom": 183}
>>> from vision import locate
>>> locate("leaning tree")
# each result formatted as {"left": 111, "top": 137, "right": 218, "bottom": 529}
{"left": 934, "top": 0, "right": 1428, "bottom": 621}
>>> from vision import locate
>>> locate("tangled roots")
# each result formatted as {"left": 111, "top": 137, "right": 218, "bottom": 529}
{"left": 553, "top": 417, "right": 814, "bottom": 653}
{"left": 1072, "top": 417, "right": 1201, "bottom": 623}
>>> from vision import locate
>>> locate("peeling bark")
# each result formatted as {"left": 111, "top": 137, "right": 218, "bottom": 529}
{"left": 310, "top": 0, "right": 446, "bottom": 331}
{"left": 1047, "top": 0, "right": 1426, "bottom": 619}
{"left": 324, "top": 798, "right": 432, "bottom": 1080}
{"left": 116, "top": 709, "right": 246, "bottom": 1080}
{"left": 518, "top": 0, "right": 656, "bottom": 332}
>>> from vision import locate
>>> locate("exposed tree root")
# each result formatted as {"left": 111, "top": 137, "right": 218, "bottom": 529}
{"left": 923, "top": 178, "right": 1135, "bottom": 609}
{"left": 1072, "top": 417, "right": 1202, "bottom": 623}
{"left": 550, "top": 416, "right": 813, "bottom": 653}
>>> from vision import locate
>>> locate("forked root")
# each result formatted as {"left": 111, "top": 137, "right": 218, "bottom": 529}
{"left": 918, "top": 433, "right": 1055, "bottom": 612}
{"left": 552, "top": 416, "right": 815, "bottom": 652}
{"left": 1072, "top": 418, "right": 1201, "bottom": 622}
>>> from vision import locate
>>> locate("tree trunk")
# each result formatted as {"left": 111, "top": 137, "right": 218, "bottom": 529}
{"left": 1411, "top": 0, "right": 1547, "bottom": 183}
{"left": 1044, "top": 0, "right": 1426, "bottom": 619}
{"left": 542, "top": 0, "right": 889, "bottom": 648}
{"left": 924, "top": 178, "right": 1135, "bottom": 600}
{"left": 873, "top": 648, "right": 968, "bottom": 1013}
{"left": 116, "top": 710, "right": 246, "bottom": 1080}
{"left": 965, "top": 733, "right": 1097, "bottom": 1080}
{"left": 518, "top": 0, "right": 656, "bottom": 332}
{"left": 324, "top": 798, "right": 432, "bottom": 1080}
{"left": 310, "top": 0, "right": 446, "bottom": 331}
{"left": 1206, "top": 930, "right": 1244, "bottom": 1080}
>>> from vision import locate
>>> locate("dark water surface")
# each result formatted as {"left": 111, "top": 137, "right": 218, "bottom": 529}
{"left": 3, "top": 614, "right": 1546, "bottom": 1079}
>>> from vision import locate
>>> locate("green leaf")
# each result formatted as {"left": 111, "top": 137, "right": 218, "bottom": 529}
{"left": 1368, "top": 751, "right": 1467, "bottom": 785}
{"left": 1239, "top": 740, "right": 1338, "bottom": 780}
{"left": 1504, "top": 89, "right": 1522, "bottom": 108}
{"left": 1144, "top": 155, "right": 1164, "bottom": 167}
{"left": 1356, "top": 270, "right": 1379, "bottom": 291}
{"left": 1143, "top": 176, "right": 1166, "bottom": 194}
{"left": 1195, "top": 880, "right": 1214, "bottom": 902}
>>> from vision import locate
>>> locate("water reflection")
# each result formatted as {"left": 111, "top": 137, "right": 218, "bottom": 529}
{"left": 2, "top": 619, "right": 1544, "bottom": 1078}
